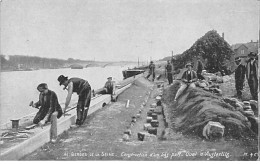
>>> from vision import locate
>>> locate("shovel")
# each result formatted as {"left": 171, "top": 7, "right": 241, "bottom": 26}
{"left": 63, "top": 106, "right": 77, "bottom": 117}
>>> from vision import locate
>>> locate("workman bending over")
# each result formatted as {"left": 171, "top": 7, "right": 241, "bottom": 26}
{"left": 58, "top": 75, "right": 91, "bottom": 126}
{"left": 174, "top": 63, "right": 197, "bottom": 102}
{"left": 30, "top": 83, "right": 63, "bottom": 126}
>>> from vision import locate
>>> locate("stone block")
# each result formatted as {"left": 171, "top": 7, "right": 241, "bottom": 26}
{"left": 146, "top": 117, "right": 152, "bottom": 123}
{"left": 151, "top": 120, "right": 159, "bottom": 127}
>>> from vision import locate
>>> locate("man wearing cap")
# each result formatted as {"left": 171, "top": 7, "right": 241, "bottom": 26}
{"left": 146, "top": 61, "right": 155, "bottom": 81}
{"left": 174, "top": 63, "right": 197, "bottom": 101}
{"left": 30, "top": 83, "right": 63, "bottom": 126}
{"left": 100, "top": 77, "right": 115, "bottom": 95}
{"left": 57, "top": 75, "right": 91, "bottom": 126}
{"left": 246, "top": 52, "right": 258, "bottom": 100}
{"left": 165, "top": 60, "right": 173, "bottom": 85}
{"left": 234, "top": 57, "right": 246, "bottom": 100}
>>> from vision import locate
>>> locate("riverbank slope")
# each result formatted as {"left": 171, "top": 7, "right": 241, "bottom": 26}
{"left": 22, "top": 74, "right": 258, "bottom": 161}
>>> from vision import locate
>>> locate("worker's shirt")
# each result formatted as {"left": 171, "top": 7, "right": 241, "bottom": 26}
{"left": 104, "top": 81, "right": 114, "bottom": 94}
{"left": 250, "top": 61, "right": 257, "bottom": 76}
{"left": 187, "top": 71, "right": 192, "bottom": 81}
{"left": 66, "top": 78, "right": 90, "bottom": 95}
{"left": 181, "top": 70, "right": 197, "bottom": 82}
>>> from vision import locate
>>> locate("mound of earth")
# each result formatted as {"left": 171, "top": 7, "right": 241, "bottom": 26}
{"left": 163, "top": 81, "right": 256, "bottom": 139}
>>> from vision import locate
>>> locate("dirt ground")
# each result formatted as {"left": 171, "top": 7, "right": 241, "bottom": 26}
{"left": 22, "top": 75, "right": 258, "bottom": 161}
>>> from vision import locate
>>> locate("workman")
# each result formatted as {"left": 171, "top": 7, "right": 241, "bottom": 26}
{"left": 100, "top": 77, "right": 116, "bottom": 95}
{"left": 58, "top": 75, "right": 91, "bottom": 126}
{"left": 146, "top": 61, "right": 155, "bottom": 81}
{"left": 30, "top": 83, "right": 63, "bottom": 126}
{"left": 174, "top": 63, "right": 197, "bottom": 102}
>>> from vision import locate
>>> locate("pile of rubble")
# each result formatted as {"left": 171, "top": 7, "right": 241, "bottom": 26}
{"left": 195, "top": 70, "right": 232, "bottom": 95}
{"left": 163, "top": 81, "right": 257, "bottom": 140}
{"left": 222, "top": 97, "right": 258, "bottom": 134}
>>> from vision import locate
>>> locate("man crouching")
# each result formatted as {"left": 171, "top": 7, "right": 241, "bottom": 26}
{"left": 30, "top": 83, "right": 63, "bottom": 126}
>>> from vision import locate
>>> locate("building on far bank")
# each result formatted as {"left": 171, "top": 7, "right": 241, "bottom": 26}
{"left": 231, "top": 40, "right": 258, "bottom": 64}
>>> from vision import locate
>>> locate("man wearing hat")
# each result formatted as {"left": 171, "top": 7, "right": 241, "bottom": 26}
{"left": 146, "top": 61, "right": 155, "bottom": 81}
{"left": 174, "top": 63, "right": 197, "bottom": 101}
{"left": 57, "top": 75, "right": 91, "bottom": 126}
{"left": 100, "top": 77, "right": 115, "bottom": 95}
{"left": 234, "top": 57, "right": 246, "bottom": 100}
{"left": 245, "top": 52, "right": 258, "bottom": 100}
{"left": 30, "top": 83, "right": 63, "bottom": 126}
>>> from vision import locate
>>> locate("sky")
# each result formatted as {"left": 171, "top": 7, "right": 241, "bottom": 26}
{"left": 0, "top": 0, "right": 259, "bottom": 62}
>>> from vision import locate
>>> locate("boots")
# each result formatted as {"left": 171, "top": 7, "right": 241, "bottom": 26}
{"left": 82, "top": 107, "right": 89, "bottom": 124}
{"left": 76, "top": 109, "right": 83, "bottom": 126}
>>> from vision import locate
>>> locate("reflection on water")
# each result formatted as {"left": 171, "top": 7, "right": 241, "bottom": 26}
{"left": 0, "top": 65, "right": 135, "bottom": 125}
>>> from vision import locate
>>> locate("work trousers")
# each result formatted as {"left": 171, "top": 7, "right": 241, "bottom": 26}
{"left": 167, "top": 72, "right": 173, "bottom": 84}
{"left": 76, "top": 86, "right": 92, "bottom": 125}
{"left": 174, "top": 82, "right": 196, "bottom": 100}
{"left": 248, "top": 75, "right": 258, "bottom": 100}
{"left": 33, "top": 107, "right": 62, "bottom": 124}
{"left": 99, "top": 88, "right": 113, "bottom": 95}
{"left": 146, "top": 72, "right": 155, "bottom": 81}
{"left": 235, "top": 79, "right": 244, "bottom": 99}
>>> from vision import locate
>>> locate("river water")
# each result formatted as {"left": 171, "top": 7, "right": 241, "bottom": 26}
{"left": 0, "top": 65, "right": 137, "bottom": 125}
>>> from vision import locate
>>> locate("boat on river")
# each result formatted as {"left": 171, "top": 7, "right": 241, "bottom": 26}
{"left": 70, "top": 64, "right": 84, "bottom": 69}
{"left": 122, "top": 67, "right": 146, "bottom": 79}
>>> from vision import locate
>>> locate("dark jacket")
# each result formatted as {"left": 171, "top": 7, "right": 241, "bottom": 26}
{"left": 181, "top": 70, "right": 197, "bottom": 82}
{"left": 235, "top": 64, "right": 246, "bottom": 81}
{"left": 35, "top": 90, "right": 62, "bottom": 121}
{"left": 149, "top": 63, "right": 155, "bottom": 74}
{"left": 246, "top": 59, "right": 258, "bottom": 80}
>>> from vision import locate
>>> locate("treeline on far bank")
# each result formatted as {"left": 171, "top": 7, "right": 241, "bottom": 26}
{"left": 0, "top": 55, "right": 90, "bottom": 71}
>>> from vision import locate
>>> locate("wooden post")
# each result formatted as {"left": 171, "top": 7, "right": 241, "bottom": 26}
{"left": 126, "top": 100, "right": 130, "bottom": 108}
{"left": 50, "top": 111, "right": 58, "bottom": 143}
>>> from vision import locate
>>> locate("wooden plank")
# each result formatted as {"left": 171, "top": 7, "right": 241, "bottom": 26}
{"left": 24, "top": 124, "right": 37, "bottom": 130}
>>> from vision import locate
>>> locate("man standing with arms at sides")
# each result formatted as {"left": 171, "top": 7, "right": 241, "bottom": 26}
{"left": 146, "top": 61, "right": 155, "bottom": 81}
{"left": 57, "top": 75, "right": 91, "bottom": 126}
{"left": 234, "top": 57, "right": 246, "bottom": 100}
{"left": 246, "top": 52, "right": 258, "bottom": 100}
{"left": 165, "top": 60, "right": 173, "bottom": 85}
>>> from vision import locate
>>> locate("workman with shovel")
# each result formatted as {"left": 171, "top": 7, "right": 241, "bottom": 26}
{"left": 174, "top": 63, "right": 197, "bottom": 102}
{"left": 29, "top": 83, "right": 63, "bottom": 127}
{"left": 57, "top": 75, "right": 91, "bottom": 126}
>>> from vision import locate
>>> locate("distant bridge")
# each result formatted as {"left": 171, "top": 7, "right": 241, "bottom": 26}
{"left": 67, "top": 61, "right": 139, "bottom": 68}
